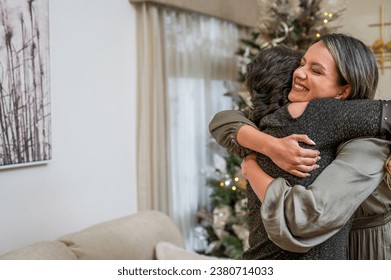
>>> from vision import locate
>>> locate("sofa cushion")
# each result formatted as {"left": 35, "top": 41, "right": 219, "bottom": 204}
{"left": 155, "top": 241, "right": 220, "bottom": 260}
{"left": 0, "top": 241, "right": 76, "bottom": 260}
{"left": 58, "top": 210, "right": 184, "bottom": 260}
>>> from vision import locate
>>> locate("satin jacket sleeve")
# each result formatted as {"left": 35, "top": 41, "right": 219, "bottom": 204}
{"left": 208, "top": 108, "right": 257, "bottom": 157}
{"left": 261, "top": 137, "right": 390, "bottom": 253}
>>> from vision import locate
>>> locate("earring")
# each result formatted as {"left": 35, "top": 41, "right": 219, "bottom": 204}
{"left": 335, "top": 93, "right": 340, "bottom": 98}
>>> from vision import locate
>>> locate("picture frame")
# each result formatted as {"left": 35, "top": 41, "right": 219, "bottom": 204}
{"left": 0, "top": 0, "right": 51, "bottom": 170}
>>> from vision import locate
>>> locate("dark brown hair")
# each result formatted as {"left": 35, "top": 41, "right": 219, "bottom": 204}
{"left": 245, "top": 46, "right": 302, "bottom": 125}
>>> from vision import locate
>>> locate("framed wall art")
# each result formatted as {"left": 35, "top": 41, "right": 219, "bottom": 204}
{"left": 0, "top": 0, "right": 51, "bottom": 169}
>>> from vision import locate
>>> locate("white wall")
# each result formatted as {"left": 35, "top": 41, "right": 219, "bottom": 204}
{"left": 0, "top": 0, "right": 138, "bottom": 254}
{"left": 1, "top": 0, "right": 389, "bottom": 256}
{"left": 339, "top": 0, "right": 391, "bottom": 99}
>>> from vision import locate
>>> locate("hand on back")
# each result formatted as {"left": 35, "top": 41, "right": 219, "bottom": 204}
{"left": 268, "top": 134, "right": 320, "bottom": 178}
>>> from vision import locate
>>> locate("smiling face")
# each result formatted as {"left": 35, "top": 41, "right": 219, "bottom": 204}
{"left": 288, "top": 41, "right": 350, "bottom": 102}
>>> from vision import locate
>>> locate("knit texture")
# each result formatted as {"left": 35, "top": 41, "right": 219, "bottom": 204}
{"left": 243, "top": 98, "right": 383, "bottom": 259}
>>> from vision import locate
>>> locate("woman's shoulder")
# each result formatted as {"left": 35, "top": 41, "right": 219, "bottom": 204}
{"left": 308, "top": 98, "right": 385, "bottom": 116}
{"left": 286, "top": 98, "right": 384, "bottom": 120}
{"left": 310, "top": 98, "right": 383, "bottom": 107}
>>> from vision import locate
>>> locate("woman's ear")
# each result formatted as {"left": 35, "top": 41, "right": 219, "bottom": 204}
{"left": 335, "top": 85, "right": 351, "bottom": 100}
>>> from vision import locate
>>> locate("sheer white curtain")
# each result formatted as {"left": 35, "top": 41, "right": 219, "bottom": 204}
{"left": 135, "top": 2, "right": 246, "bottom": 249}
{"left": 164, "top": 10, "right": 244, "bottom": 249}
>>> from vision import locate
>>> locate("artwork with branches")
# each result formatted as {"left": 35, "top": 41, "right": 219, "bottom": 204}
{"left": 0, "top": 0, "right": 51, "bottom": 169}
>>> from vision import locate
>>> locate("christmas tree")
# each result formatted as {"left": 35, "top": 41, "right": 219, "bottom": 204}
{"left": 197, "top": 0, "right": 345, "bottom": 259}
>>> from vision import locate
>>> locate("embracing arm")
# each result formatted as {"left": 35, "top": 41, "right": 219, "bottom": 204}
{"left": 258, "top": 137, "right": 390, "bottom": 253}
{"left": 209, "top": 108, "right": 320, "bottom": 177}
{"left": 241, "top": 153, "right": 273, "bottom": 201}
{"left": 208, "top": 108, "right": 257, "bottom": 158}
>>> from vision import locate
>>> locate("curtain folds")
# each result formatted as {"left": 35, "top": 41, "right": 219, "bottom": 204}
{"left": 135, "top": 4, "right": 170, "bottom": 213}
{"left": 129, "top": 0, "right": 259, "bottom": 28}
{"left": 135, "top": 2, "right": 247, "bottom": 249}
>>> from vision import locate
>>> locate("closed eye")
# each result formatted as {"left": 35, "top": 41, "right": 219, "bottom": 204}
{"left": 312, "top": 69, "right": 321, "bottom": 74}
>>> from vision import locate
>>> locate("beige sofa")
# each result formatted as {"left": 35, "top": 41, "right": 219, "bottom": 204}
{"left": 0, "top": 210, "right": 212, "bottom": 260}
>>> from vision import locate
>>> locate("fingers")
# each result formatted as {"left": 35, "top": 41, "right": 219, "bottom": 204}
{"left": 294, "top": 156, "right": 321, "bottom": 166}
{"left": 289, "top": 170, "right": 310, "bottom": 178}
{"left": 245, "top": 153, "right": 257, "bottom": 160}
{"left": 289, "top": 134, "right": 320, "bottom": 157}
{"left": 296, "top": 163, "right": 319, "bottom": 173}
{"left": 299, "top": 148, "right": 320, "bottom": 159}
{"left": 289, "top": 162, "right": 320, "bottom": 178}
{"left": 293, "top": 134, "right": 316, "bottom": 146}
{"left": 289, "top": 165, "right": 319, "bottom": 178}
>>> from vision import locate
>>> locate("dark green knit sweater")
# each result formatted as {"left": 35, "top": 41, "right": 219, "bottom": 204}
{"left": 243, "top": 98, "right": 387, "bottom": 260}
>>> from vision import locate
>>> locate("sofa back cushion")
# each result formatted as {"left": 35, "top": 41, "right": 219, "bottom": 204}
{"left": 58, "top": 210, "right": 184, "bottom": 260}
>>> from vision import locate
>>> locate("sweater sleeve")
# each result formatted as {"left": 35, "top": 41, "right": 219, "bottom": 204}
{"left": 381, "top": 100, "right": 391, "bottom": 137}
{"left": 301, "top": 99, "right": 390, "bottom": 144}
{"left": 260, "top": 137, "right": 390, "bottom": 253}
{"left": 208, "top": 107, "right": 257, "bottom": 157}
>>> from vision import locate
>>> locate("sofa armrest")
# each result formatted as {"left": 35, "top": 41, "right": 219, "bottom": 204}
{"left": 0, "top": 241, "right": 76, "bottom": 260}
{"left": 58, "top": 210, "right": 184, "bottom": 260}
